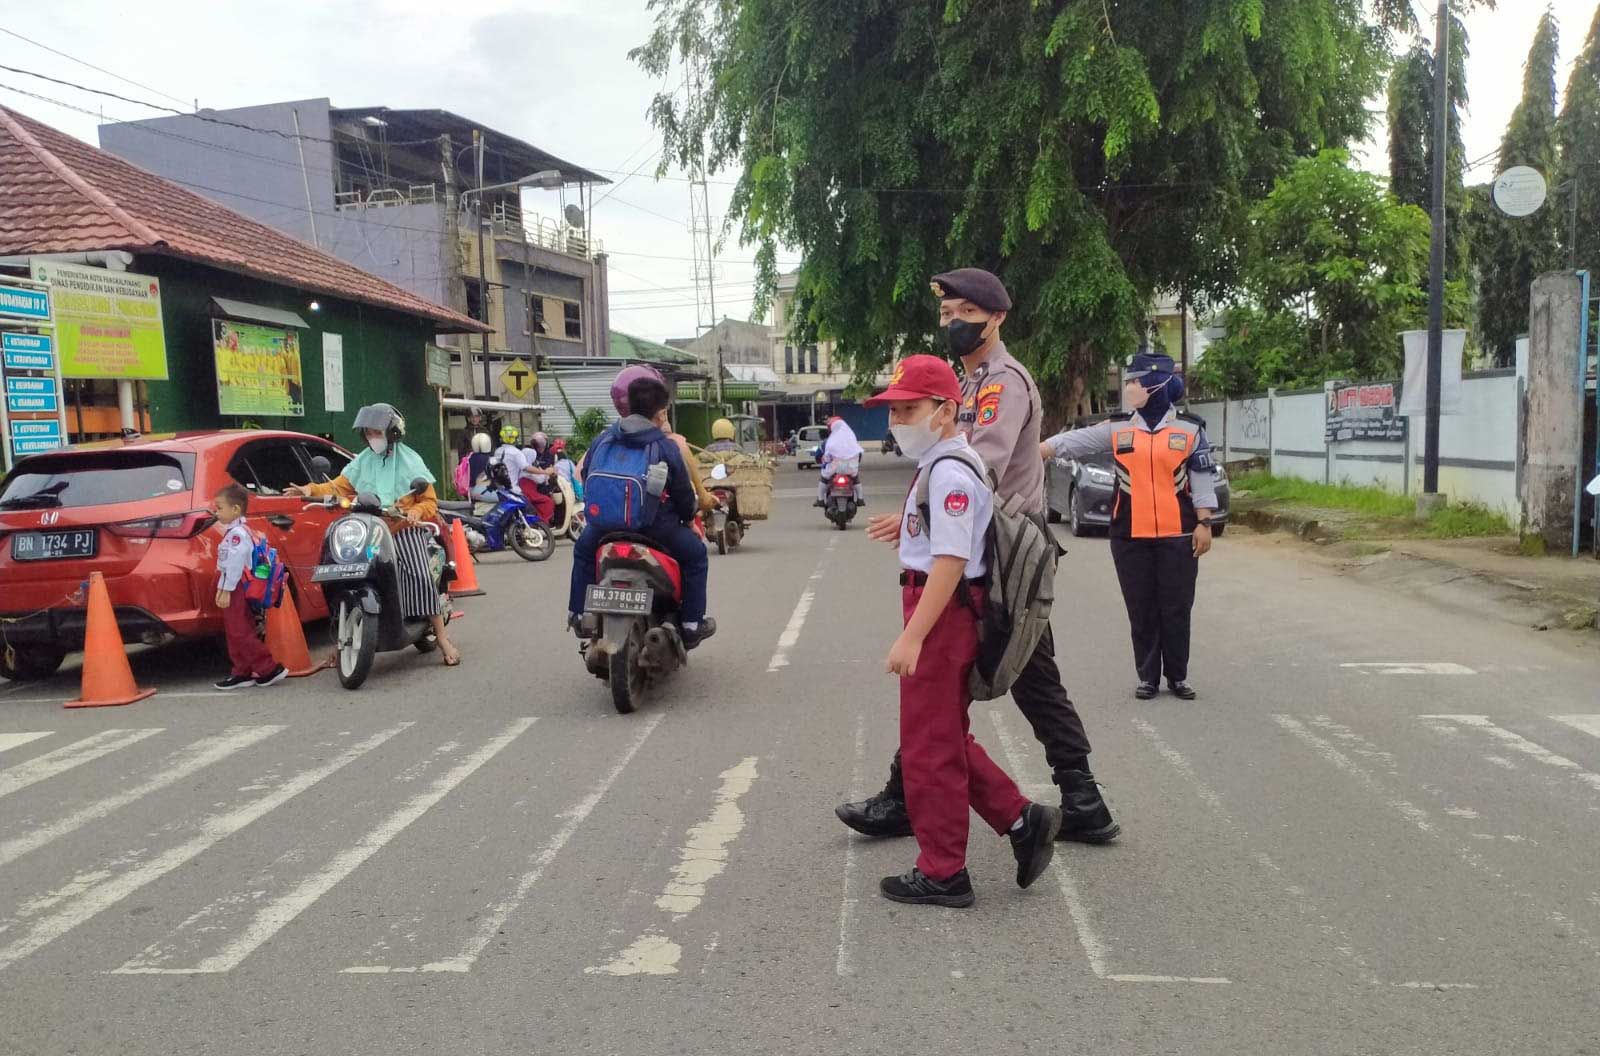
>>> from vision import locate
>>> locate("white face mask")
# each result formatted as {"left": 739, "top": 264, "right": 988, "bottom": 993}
{"left": 890, "top": 404, "right": 946, "bottom": 460}
{"left": 368, "top": 436, "right": 389, "bottom": 456}
{"left": 1122, "top": 380, "right": 1152, "bottom": 412}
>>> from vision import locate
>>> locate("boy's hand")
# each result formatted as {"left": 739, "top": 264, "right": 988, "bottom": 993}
{"left": 866, "top": 513, "right": 902, "bottom": 546}
{"left": 215, "top": 589, "right": 231, "bottom": 608}
{"left": 885, "top": 630, "right": 924, "bottom": 677}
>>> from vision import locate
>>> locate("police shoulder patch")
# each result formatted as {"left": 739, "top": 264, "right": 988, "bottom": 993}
{"left": 1168, "top": 432, "right": 1189, "bottom": 451}
{"left": 976, "top": 382, "right": 1003, "bottom": 427}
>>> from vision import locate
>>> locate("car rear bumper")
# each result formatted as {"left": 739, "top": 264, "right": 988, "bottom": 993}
{"left": 0, "top": 605, "right": 200, "bottom": 649}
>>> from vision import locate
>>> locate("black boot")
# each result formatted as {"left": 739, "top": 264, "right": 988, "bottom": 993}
{"left": 1134, "top": 682, "right": 1159, "bottom": 700}
{"left": 835, "top": 754, "right": 913, "bottom": 837}
{"left": 1009, "top": 802, "right": 1062, "bottom": 888}
{"left": 1169, "top": 680, "right": 1197, "bottom": 700}
{"left": 1055, "top": 770, "right": 1120, "bottom": 844}
{"left": 880, "top": 868, "right": 974, "bottom": 908}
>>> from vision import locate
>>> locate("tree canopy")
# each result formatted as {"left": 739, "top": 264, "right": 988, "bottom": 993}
{"left": 1560, "top": 4, "right": 1600, "bottom": 277}
{"left": 633, "top": 0, "right": 1416, "bottom": 410}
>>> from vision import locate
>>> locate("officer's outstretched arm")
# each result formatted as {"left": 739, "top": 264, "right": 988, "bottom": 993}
{"left": 1042, "top": 420, "right": 1115, "bottom": 461}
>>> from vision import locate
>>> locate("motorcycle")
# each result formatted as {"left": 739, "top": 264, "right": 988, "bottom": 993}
{"left": 577, "top": 536, "right": 689, "bottom": 714}
{"left": 704, "top": 462, "right": 746, "bottom": 555}
{"left": 548, "top": 472, "right": 586, "bottom": 541}
{"left": 308, "top": 480, "right": 458, "bottom": 691}
{"left": 824, "top": 457, "right": 861, "bottom": 530}
{"left": 881, "top": 434, "right": 900, "bottom": 456}
{"left": 436, "top": 468, "right": 555, "bottom": 562}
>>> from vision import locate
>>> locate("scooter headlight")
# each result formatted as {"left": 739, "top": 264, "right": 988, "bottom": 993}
{"left": 331, "top": 518, "right": 371, "bottom": 563}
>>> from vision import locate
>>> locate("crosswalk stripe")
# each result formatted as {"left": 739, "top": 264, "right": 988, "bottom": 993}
{"left": 0, "top": 723, "right": 411, "bottom": 972}
{"left": 113, "top": 719, "right": 536, "bottom": 975}
{"left": 0, "top": 729, "right": 163, "bottom": 801}
{"left": 0, "top": 725, "right": 285, "bottom": 868}
{"left": 0, "top": 732, "right": 52, "bottom": 754}
{"left": 1421, "top": 715, "right": 1600, "bottom": 795}
{"left": 345, "top": 711, "right": 664, "bottom": 974}
{"left": 1555, "top": 715, "right": 1600, "bottom": 741}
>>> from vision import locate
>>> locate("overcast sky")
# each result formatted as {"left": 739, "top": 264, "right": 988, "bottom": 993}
{"left": 3, "top": 0, "right": 1596, "bottom": 343}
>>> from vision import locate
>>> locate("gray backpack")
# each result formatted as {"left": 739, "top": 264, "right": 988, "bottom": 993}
{"left": 916, "top": 452, "right": 1057, "bottom": 701}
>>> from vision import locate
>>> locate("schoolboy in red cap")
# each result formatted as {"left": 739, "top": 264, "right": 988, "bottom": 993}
{"left": 866, "top": 354, "right": 1061, "bottom": 907}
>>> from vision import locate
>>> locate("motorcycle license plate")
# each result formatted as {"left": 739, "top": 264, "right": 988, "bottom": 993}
{"left": 313, "top": 562, "right": 370, "bottom": 581}
{"left": 585, "top": 584, "right": 652, "bottom": 616}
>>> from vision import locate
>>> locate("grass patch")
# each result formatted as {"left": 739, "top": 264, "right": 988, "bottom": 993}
{"left": 1233, "top": 471, "right": 1513, "bottom": 540}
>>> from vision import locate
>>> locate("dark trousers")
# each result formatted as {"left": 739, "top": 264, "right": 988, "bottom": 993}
{"left": 1109, "top": 535, "right": 1199, "bottom": 685}
{"left": 884, "top": 624, "right": 1096, "bottom": 799}
{"left": 222, "top": 588, "right": 275, "bottom": 679}
{"left": 568, "top": 520, "right": 709, "bottom": 625}
{"left": 899, "top": 585, "right": 1028, "bottom": 881}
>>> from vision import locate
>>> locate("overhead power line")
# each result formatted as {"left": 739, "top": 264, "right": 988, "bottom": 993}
{"left": 0, "top": 28, "right": 190, "bottom": 107}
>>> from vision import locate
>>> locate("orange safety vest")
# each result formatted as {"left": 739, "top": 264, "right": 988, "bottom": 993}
{"left": 1109, "top": 418, "right": 1202, "bottom": 539}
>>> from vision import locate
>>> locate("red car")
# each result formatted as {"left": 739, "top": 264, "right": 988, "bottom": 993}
{"left": 0, "top": 430, "right": 354, "bottom": 681}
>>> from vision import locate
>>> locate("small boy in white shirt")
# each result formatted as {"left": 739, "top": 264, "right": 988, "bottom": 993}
{"left": 862, "top": 354, "right": 1060, "bottom": 908}
{"left": 212, "top": 483, "right": 285, "bottom": 690}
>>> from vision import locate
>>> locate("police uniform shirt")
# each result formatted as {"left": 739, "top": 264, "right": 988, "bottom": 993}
{"left": 1046, "top": 409, "right": 1219, "bottom": 517}
{"left": 957, "top": 341, "right": 1045, "bottom": 517}
{"left": 900, "top": 435, "right": 994, "bottom": 578}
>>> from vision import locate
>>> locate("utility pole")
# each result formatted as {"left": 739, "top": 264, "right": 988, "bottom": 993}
{"left": 475, "top": 129, "right": 493, "bottom": 400}
{"left": 685, "top": 43, "right": 722, "bottom": 408}
{"left": 1422, "top": 1, "right": 1449, "bottom": 497}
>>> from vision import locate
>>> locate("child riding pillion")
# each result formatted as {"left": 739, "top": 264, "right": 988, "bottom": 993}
{"left": 865, "top": 355, "right": 1061, "bottom": 907}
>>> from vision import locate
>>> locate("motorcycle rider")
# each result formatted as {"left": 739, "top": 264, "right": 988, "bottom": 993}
{"left": 814, "top": 416, "right": 865, "bottom": 507}
{"left": 706, "top": 418, "right": 740, "bottom": 453}
{"left": 285, "top": 404, "right": 461, "bottom": 667}
{"left": 567, "top": 368, "right": 717, "bottom": 648}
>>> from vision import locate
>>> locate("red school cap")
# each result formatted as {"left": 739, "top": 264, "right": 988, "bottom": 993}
{"left": 863, "top": 354, "right": 963, "bottom": 407}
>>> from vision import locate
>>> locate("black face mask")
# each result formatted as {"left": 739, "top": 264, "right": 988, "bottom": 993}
{"left": 943, "top": 318, "right": 988, "bottom": 359}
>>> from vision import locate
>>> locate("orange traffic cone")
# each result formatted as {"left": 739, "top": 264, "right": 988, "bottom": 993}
{"left": 65, "top": 571, "right": 156, "bottom": 709}
{"left": 447, "top": 518, "right": 485, "bottom": 597}
{"left": 265, "top": 587, "right": 332, "bottom": 678}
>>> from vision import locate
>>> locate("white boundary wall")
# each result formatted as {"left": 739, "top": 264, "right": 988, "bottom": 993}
{"left": 1185, "top": 369, "right": 1521, "bottom": 517}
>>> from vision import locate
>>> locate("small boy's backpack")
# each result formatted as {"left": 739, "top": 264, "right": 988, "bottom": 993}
{"left": 242, "top": 532, "right": 288, "bottom": 613}
{"left": 584, "top": 432, "right": 666, "bottom": 531}
{"left": 916, "top": 451, "right": 1057, "bottom": 701}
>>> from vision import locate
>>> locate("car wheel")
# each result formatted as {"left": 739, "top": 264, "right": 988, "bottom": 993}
{"left": 0, "top": 645, "right": 67, "bottom": 682}
{"left": 1069, "top": 487, "right": 1092, "bottom": 538}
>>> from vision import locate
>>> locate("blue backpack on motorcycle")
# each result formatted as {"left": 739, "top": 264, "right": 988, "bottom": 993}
{"left": 584, "top": 432, "right": 665, "bottom": 531}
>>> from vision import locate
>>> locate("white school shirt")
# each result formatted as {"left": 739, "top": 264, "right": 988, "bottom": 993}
{"left": 216, "top": 521, "right": 254, "bottom": 591}
{"left": 491, "top": 444, "right": 527, "bottom": 487}
{"left": 898, "top": 435, "right": 993, "bottom": 578}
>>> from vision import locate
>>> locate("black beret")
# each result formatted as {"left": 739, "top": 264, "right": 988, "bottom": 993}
{"left": 929, "top": 268, "right": 1012, "bottom": 312}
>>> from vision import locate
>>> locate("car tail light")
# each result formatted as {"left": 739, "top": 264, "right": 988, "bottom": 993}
{"left": 108, "top": 509, "right": 217, "bottom": 539}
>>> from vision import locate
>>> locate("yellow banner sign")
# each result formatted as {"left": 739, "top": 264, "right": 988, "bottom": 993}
{"left": 32, "top": 260, "right": 169, "bottom": 380}
{"left": 213, "top": 319, "right": 304, "bottom": 417}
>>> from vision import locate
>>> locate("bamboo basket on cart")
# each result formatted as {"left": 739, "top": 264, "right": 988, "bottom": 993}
{"left": 694, "top": 452, "right": 774, "bottom": 520}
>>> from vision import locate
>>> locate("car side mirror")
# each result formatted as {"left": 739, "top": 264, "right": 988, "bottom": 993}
{"left": 409, "top": 478, "right": 430, "bottom": 497}
{"left": 310, "top": 455, "right": 332, "bottom": 483}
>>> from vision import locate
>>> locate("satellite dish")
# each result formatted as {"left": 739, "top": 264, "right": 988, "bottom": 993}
{"left": 1493, "top": 166, "right": 1548, "bottom": 218}
{"left": 564, "top": 203, "right": 585, "bottom": 229}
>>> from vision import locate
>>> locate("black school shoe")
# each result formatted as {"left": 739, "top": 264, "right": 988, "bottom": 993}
{"left": 1009, "top": 802, "right": 1062, "bottom": 889}
{"left": 214, "top": 674, "right": 253, "bottom": 690}
{"left": 254, "top": 664, "right": 288, "bottom": 688}
{"left": 835, "top": 791, "right": 913, "bottom": 838}
{"left": 1056, "top": 771, "right": 1121, "bottom": 844}
{"left": 1134, "top": 682, "right": 1159, "bottom": 700}
{"left": 681, "top": 617, "right": 717, "bottom": 650}
{"left": 1169, "top": 680, "right": 1198, "bottom": 700}
{"left": 880, "top": 868, "right": 975, "bottom": 908}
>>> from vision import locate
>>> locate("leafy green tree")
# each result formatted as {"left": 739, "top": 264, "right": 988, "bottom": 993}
{"left": 1560, "top": 4, "right": 1600, "bottom": 275}
{"left": 1385, "top": 16, "right": 1471, "bottom": 283}
{"left": 1473, "top": 9, "right": 1561, "bottom": 364}
{"left": 633, "top": 0, "right": 1418, "bottom": 418}
{"left": 1194, "top": 151, "right": 1431, "bottom": 394}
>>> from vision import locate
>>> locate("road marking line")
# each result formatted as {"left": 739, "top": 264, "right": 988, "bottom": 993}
{"left": 590, "top": 756, "right": 761, "bottom": 977}
{"left": 113, "top": 719, "right": 535, "bottom": 975}
{"left": 1274, "top": 714, "right": 1600, "bottom": 957}
{"left": 1340, "top": 662, "right": 1475, "bottom": 676}
{"left": 0, "top": 725, "right": 284, "bottom": 868}
{"left": 0, "top": 732, "right": 52, "bottom": 754}
{"left": 835, "top": 714, "right": 867, "bottom": 978}
{"left": 1555, "top": 715, "right": 1600, "bottom": 741}
{"left": 343, "top": 713, "right": 665, "bottom": 974}
{"left": 1422, "top": 715, "right": 1600, "bottom": 795}
{"left": 0, "top": 724, "right": 410, "bottom": 972}
{"left": 1108, "top": 974, "right": 1231, "bottom": 985}
{"left": 0, "top": 728, "right": 163, "bottom": 801}
{"left": 766, "top": 542, "right": 834, "bottom": 672}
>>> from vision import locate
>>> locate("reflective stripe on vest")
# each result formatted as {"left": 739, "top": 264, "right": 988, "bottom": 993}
{"left": 1110, "top": 423, "right": 1197, "bottom": 539}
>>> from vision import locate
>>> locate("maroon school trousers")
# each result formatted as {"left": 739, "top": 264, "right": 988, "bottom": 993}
{"left": 899, "top": 583, "right": 1029, "bottom": 881}
{"left": 223, "top": 588, "right": 276, "bottom": 679}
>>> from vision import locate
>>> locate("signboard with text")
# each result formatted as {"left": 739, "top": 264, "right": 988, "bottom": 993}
{"left": 1325, "top": 381, "right": 1405, "bottom": 443}
{"left": 31, "top": 260, "right": 168, "bottom": 380}
{"left": 0, "top": 280, "right": 51, "bottom": 322}
{"left": 213, "top": 319, "right": 304, "bottom": 417}
{"left": 0, "top": 317, "right": 66, "bottom": 468}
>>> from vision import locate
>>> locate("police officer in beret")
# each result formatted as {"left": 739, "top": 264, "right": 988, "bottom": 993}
{"left": 837, "top": 267, "right": 1120, "bottom": 845}
{"left": 1042, "top": 350, "right": 1217, "bottom": 700}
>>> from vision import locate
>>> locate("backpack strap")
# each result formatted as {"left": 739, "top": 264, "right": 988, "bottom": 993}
{"left": 914, "top": 451, "right": 990, "bottom": 614}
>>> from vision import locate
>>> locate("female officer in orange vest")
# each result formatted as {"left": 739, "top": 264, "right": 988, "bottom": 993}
{"left": 1041, "top": 352, "right": 1218, "bottom": 700}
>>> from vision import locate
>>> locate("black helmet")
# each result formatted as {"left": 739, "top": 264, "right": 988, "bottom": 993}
{"left": 352, "top": 403, "right": 406, "bottom": 448}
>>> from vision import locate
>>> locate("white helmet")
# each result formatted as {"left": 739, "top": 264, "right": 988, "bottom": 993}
{"left": 470, "top": 432, "right": 492, "bottom": 454}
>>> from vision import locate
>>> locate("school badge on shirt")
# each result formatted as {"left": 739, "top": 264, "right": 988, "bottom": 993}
{"left": 944, "top": 490, "right": 970, "bottom": 517}
{"left": 905, "top": 512, "right": 924, "bottom": 537}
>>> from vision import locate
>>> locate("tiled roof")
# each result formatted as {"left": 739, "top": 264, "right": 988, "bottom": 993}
{"left": 0, "top": 106, "right": 487, "bottom": 333}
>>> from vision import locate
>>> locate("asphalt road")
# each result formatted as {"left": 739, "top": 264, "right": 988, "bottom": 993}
{"left": 1, "top": 451, "right": 1597, "bottom": 1055}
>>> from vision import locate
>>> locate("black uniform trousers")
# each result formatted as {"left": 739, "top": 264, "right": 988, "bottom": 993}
{"left": 1109, "top": 535, "right": 1199, "bottom": 685}
{"left": 882, "top": 624, "right": 1095, "bottom": 799}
